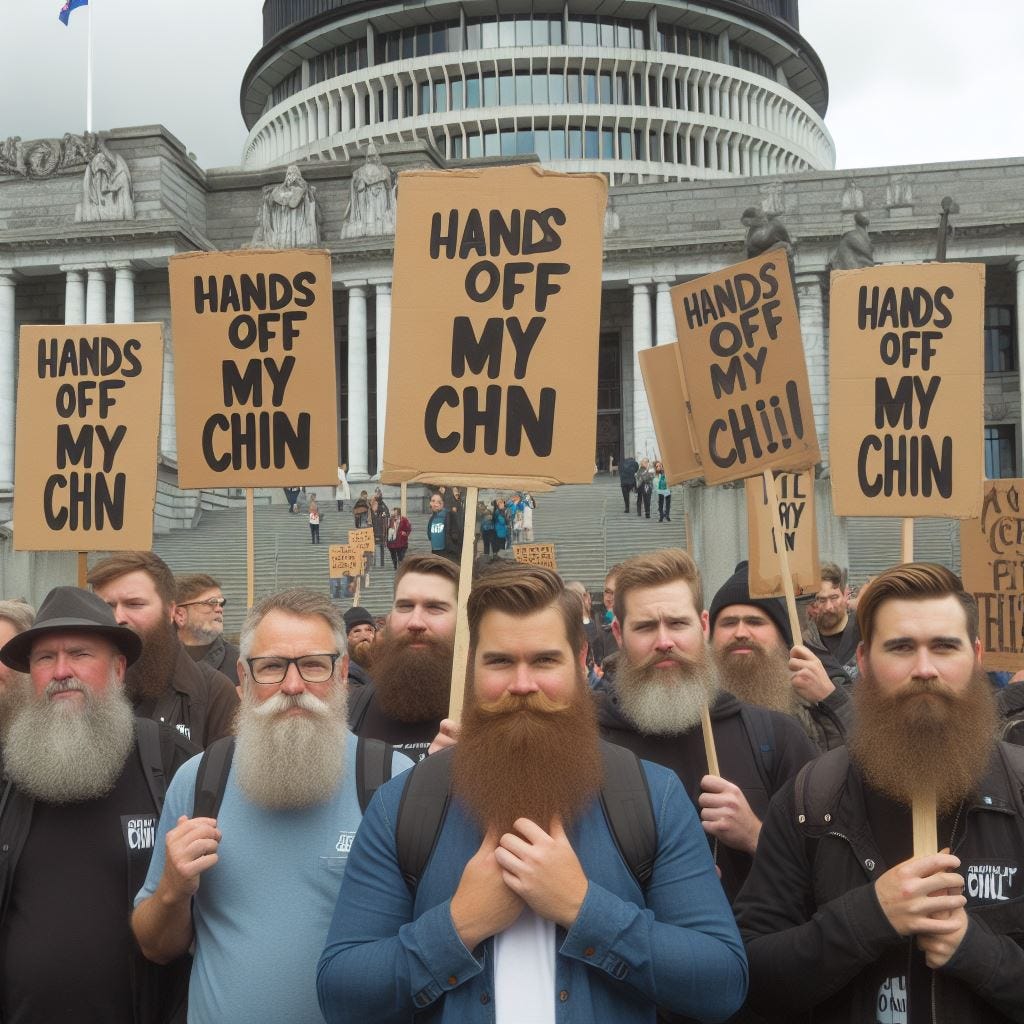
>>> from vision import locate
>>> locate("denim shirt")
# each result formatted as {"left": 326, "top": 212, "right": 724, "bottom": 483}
{"left": 317, "top": 758, "right": 747, "bottom": 1023}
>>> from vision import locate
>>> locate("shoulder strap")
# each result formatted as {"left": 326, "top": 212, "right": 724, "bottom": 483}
{"left": 793, "top": 748, "right": 851, "bottom": 865}
{"left": 356, "top": 736, "right": 394, "bottom": 814}
{"left": 347, "top": 683, "right": 375, "bottom": 733}
{"left": 134, "top": 717, "right": 169, "bottom": 814}
{"left": 999, "top": 712, "right": 1024, "bottom": 745}
{"left": 395, "top": 749, "right": 453, "bottom": 893}
{"left": 599, "top": 741, "right": 657, "bottom": 889}
{"left": 739, "top": 705, "right": 775, "bottom": 789}
{"left": 193, "top": 736, "right": 236, "bottom": 820}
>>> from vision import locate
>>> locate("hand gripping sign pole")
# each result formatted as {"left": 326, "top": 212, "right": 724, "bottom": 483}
{"left": 448, "top": 487, "right": 479, "bottom": 722}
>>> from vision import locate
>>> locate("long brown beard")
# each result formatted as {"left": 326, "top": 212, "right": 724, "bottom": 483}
{"left": 372, "top": 632, "right": 453, "bottom": 723}
{"left": 850, "top": 666, "right": 997, "bottom": 813}
{"left": 614, "top": 644, "right": 719, "bottom": 735}
{"left": 452, "top": 674, "right": 602, "bottom": 835}
{"left": 715, "top": 642, "right": 797, "bottom": 717}
{"left": 349, "top": 638, "right": 374, "bottom": 670}
{"left": 126, "top": 619, "right": 179, "bottom": 703}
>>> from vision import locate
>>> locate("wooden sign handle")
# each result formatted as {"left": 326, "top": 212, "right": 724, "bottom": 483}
{"left": 448, "top": 485, "right": 478, "bottom": 723}
{"left": 763, "top": 469, "right": 802, "bottom": 646}
{"left": 352, "top": 567, "right": 362, "bottom": 608}
{"left": 912, "top": 791, "right": 938, "bottom": 857}
{"left": 77, "top": 551, "right": 88, "bottom": 588}
{"left": 901, "top": 518, "right": 914, "bottom": 563}
{"left": 700, "top": 704, "right": 720, "bottom": 777}
{"left": 245, "top": 489, "right": 255, "bottom": 610}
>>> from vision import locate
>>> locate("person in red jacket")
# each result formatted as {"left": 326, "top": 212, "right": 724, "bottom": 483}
{"left": 385, "top": 506, "right": 412, "bottom": 570}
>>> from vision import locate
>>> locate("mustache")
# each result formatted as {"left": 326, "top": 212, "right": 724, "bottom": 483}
{"left": 896, "top": 678, "right": 957, "bottom": 702}
{"left": 45, "top": 679, "right": 89, "bottom": 699}
{"left": 474, "top": 690, "right": 575, "bottom": 717}
{"left": 251, "top": 691, "right": 330, "bottom": 718}
{"left": 719, "top": 639, "right": 768, "bottom": 657}
{"left": 634, "top": 649, "right": 701, "bottom": 673}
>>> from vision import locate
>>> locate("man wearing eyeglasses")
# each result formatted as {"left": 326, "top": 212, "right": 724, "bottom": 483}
{"left": 173, "top": 573, "right": 240, "bottom": 691}
{"left": 804, "top": 561, "right": 861, "bottom": 684}
{"left": 132, "top": 588, "right": 412, "bottom": 1024}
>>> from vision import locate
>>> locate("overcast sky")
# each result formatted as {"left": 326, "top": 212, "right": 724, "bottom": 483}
{"left": 1, "top": 0, "right": 1021, "bottom": 171}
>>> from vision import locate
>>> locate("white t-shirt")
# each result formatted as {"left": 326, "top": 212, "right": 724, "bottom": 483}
{"left": 493, "top": 909, "right": 556, "bottom": 1024}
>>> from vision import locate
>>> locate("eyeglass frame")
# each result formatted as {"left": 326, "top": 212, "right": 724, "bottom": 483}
{"left": 179, "top": 597, "right": 227, "bottom": 610}
{"left": 245, "top": 653, "right": 342, "bottom": 686}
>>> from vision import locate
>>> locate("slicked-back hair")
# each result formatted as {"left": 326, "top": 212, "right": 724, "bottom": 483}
{"left": 857, "top": 562, "right": 978, "bottom": 649}
{"left": 238, "top": 588, "right": 347, "bottom": 662}
{"left": 87, "top": 551, "right": 177, "bottom": 606}
{"left": 467, "top": 564, "right": 584, "bottom": 658}
{"left": 820, "top": 562, "right": 846, "bottom": 590}
{"left": 613, "top": 548, "right": 704, "bottom": 626}
{"left": 175, "top": 573, "right": 223, "bottom": 605}
{"left": 0, "top": 599, "right": 35, "bottom": 634}
{"left": 394, "top": 553, "right": 459, "bottom": 593}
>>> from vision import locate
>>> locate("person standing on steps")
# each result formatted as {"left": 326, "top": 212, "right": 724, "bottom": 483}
{"left": 655, "top": 461, "right": 671, "bottom": 522}
{"left": 309, "top": 494, "right": 321, "bottom": 544}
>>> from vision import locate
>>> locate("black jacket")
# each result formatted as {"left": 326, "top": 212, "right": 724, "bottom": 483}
{"left": 799, "top": 680, "right": 855, "bottom": 753}
{"left": 185, "top": 634, "right": 240, "bottom": 689}
{"left": 804, "top": 617, "right": 861, "bottom": 685}
{"left": 734, "top": 744, "right": 1024, "bottom": 1024}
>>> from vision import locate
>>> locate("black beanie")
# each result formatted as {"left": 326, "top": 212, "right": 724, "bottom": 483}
{"left": 343, "top": 606, "right": 376, "bottom": 634}
{"left": 708, "top": 561, "right": 792, "bottom": 647}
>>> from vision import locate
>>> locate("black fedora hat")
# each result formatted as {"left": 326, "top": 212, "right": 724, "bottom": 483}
{"left": 0, "top": 586, "right": 142, "bottom": 672}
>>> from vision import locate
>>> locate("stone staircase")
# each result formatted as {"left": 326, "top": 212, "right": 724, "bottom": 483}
{"left": 152, "top": 476, "right": 691, "bottom": 639}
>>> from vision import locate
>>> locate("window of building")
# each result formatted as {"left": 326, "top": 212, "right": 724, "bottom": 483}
{"left": 985, "top": 305, "right": 1016, "bottom": 372}
{"left": 271, "top": 67, "right": 302, "bottom": 106}
{"left": 730, "top": 42, "right": 775, "bottom": 80}
{"left": 985, "top": 425, "right": 1017, "bottom": 478}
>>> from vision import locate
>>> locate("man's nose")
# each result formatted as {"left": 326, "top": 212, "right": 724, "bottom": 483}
{"left": 506, "top": 664, "right": 539, "bottom": 695}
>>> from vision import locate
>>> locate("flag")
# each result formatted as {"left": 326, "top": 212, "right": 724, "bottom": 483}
{"left": 58, "top": 0, "right": 88, "bottom": 25}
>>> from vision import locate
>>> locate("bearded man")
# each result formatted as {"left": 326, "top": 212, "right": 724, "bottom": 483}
{"left": 594, "top": 548, "right": 815, "bottom": 902}
{"left": 88, "top": 551, "right": 238, "bottom": 747}
{"left": 132, "top": 588, "right": 411, "bottom": 1024}
{"left": 0, "top": 587, "right": 195, "bottom": 1024}
{"left": 318, "top": 565, "right": 747, "bottom": 1023}
{"left": 348, "top": 554, "right": 458, "bottom": 761}
{"left": 735, "top": 563, "right": 1024, "bottom": 1024}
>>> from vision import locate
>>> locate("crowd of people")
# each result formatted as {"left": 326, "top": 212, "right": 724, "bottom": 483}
{"left": 618, "top": 455, "right": 674, "bottom": 521}
{"left": 1, "top": 536, "right": 1023, "bottom": 1023}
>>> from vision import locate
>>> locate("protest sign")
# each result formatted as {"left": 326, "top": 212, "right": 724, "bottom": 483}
{"left": 745, "top": 470, "right": 819, "bottom": 597}
{"left": 830, "top": 263, "right": 984, "bottom": 517}
{"left": 382, "top": 164, "right": 606, "bottom": 488}
{"left": 638, "top": 343, "right": 702, "bottom": 484}
{"left": 329, "top": 544, "right": 362, "bottom": 579}
{"left": 512, "top": 543, "right": 557, "bottom": 570}
{"left": 168, "top": 249, "right": 338, "bottom": 488}
{"left": 670, "top": 252, "right": 819, "bottom": 485}
{"left": 14, "top": 324, "right": 163, "bottom": 551}
{"left": 349, "top": 527, "right": 375, "bottom": 554}
{"left": 961, "top": 479, "right": 1024, "bottom": 669}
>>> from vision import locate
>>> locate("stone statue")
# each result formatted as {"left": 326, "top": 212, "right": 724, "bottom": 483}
{"left": 742, "top": 205, "right": 793, "bottom": 262}
{"left": 341, "top": 142, "right": 395, "bottom": 238}
{"left": 885, "top": 173, "right": 913, "bottom": 209}
{"left": 251, "top": 164, "right": 323, "bottom": 248}
{"left": 759, "top": 179, "right": 785, "bottom": 215}
{"left": 0, "top": 131, "right": 97, "bottom": 178}
{"left": 831, "top": 212, "right": 875, "bottom": 270}
{"left": 840, "top": 177, "right": 864, "bottom": 213}
{"left": 76, "top": 138, "right": 135, "bottom": 222}
{"left": 0, "top": 136, "right": 25, "bottom": 177}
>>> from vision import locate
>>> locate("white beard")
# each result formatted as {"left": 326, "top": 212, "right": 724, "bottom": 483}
{"left": 614, "top": 652, "right": 720, "bottom": 736}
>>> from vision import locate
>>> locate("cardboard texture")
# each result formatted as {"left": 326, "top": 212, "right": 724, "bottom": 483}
{"left": 512, "top": 543, "right": 558, "bottom": 570}
{"left": 830, "top": 262, "right": 985, "bottom": 518}
{"left": 14, "top": 323, "right": 163, "bottom": 551}
{"left": 348, "top": 527, "right": 375, "bottom": 554}
{"left": 670, "top": 251, "right": 819, "bottom": 485}
{"left": 382, "top": 164, "right": 606, "bottom": 487}
{"left": 638, "top": 343, "right": 702, "bottom": 485}
{"left": 745, "top": 470, "right": 820, "bottom": 598}
{"left": 961, "top": 479, "right": 1024, "bottom": 669}
{"left": 168, "top": 248, "right": 338, "bottom": 488}
{"left": 329, "top": 544, "right": 363, "bottom": 578}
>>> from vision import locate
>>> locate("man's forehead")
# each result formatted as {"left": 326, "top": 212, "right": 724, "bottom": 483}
{"left": 870, "top": 595, "right": 971, "bottom": 642}
{"left": 477, "top": 605, "right": 569, "bottom": 648}
{"left": 816, "top": 580, "right": 842, "bottom": 596}
{"left": 32, "top": 630, "right": 115, "bottom": 655}
{"left": 395, "top": 573, "right": 455, "bottom": 603}
{"left": 625, "top": 580, "right": 699, "bottom": 616}
{"left": 191, "top": 588, "right": 223, "bottom": 603}
{"left": 94, "top": 569, "right": 159, "bottom": 599}
{"left": 251, "top": 609, "right": 336, "bottom": 649}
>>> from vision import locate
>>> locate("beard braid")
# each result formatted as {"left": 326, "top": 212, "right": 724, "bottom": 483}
{"left": 452, "top": 673, "right": 603, "bottom": 836}
{"left": 850, "top": 666, "right": 998, "bottom": 813}
{"left": 613, "top": 644, "right": 720, "bottom": 736}
{"left": 125, "top": 618, "right": 179, "bottom": 703}
{"left": 715, "top": 642, "right": 798, "bottom": 717}
{"left": 234, "top": 683, "right": 349, "bottom": 810}
{"left": 371, "top": 632, "right": 454, "bottom": 723}
{"left": 2, "top": 675, "right": 135, "bottom": 804}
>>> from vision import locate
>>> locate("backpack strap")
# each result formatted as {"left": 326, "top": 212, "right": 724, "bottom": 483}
{"left": 134, "top": 717, "right": 169, "bottom": 815}
{"left": 193, "top": 736, "right": 236, "bottom": 820}
{"left": 598, "top": 740, "right": 657, "bottom": 889}
{"left": 347, "top": 683, "right": 376, "bottom": 733}
{"left": 395, "top": 748, "right": 454, "bottom": 893}
{"left": 739, "top": 704, "right": 775, "bottom": 791}
{"left": 356, "top": 736, "right": 394, "bottom": 814}
{"left": 793, "top": 747, "right": 851, "bottom": 866}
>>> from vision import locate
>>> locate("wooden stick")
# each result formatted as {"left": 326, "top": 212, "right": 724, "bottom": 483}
{"left": 763, "top": 470, "right": 802, "bottom": 645}
{"left": 352, "top": 572, "right": 361, "bottom": 608}
{"left": 901, "top": 518, "right": 914, "bottom": 563}
{"left": 448, "top": 485, "right": 479, "bottom": 722}
{"left": 912, "top": 791, "right": 938, "bottom": 857}
{"left": 700, "top": 704, "right": 720, "bottom": 777}
{"left": 245, "top": 489, "right": 255, "bottom": 610}
{"left": 400, "top": 481, "right": 408, "bottom": 514}
{"left": 77, "top": 551, "right": 88, "bottom": 588}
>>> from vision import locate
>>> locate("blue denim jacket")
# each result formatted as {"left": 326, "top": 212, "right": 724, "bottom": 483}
{"left": 317, "top": 758, "right": 747, "bottom": 1023}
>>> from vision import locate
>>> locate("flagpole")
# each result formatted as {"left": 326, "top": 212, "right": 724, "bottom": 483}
{"left": 86, "top": 1, "right": 93, "bottom": 132}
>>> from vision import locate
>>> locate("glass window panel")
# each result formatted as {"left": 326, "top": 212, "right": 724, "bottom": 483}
{"left": 483, "top": 72, "right": 497, "bottom": 106}
{"left": 616, "top": 23, "right": 630, "bottom": 47}
{"left": 416, "top": 26, "right": 431, "bottom": 57}
{"left": 550, "top": 18, "right": 563, "bottom": 44}
{"left": 468, "top": 132, "right": 483, "bottom": 157}
{"left": 466, "top": 76, "right": 481, "bottom": 108}
{"left": 548, "top": 73, "right": 564, "bottom": 103}
{"left": 535, "top": 131, "right": 551, "bottom": 159}
{"left": 356, "top": 40, "right": 367, "bottom": 69}
{"left": 434, "top": 82, "right": 447, "bottom": 113}
{"left": 449, "top": 24, "right": 462, "bottom": 51}
{"left": 499, "top": 71, "right": 515, "bottom": 105}
{"left": 451, "top": 79, "right": 464, "bottom": 111}
{"left": 662, "top": 79, "right": 671, "bottom": 106}
{"left": 581, "top": 18, "right": 598, "bottom": 45}
{"left": 390, "top": 86, "right": 398, "bottom": 118}
{"left": 467, "top": 20, "right": 481, "bottom": 49}
{"left": 533, "top": 18, "right": 549, "bottom": 45}
{"left": 516, "top": 18, "right": 532, "bottom": 45}
{"left": 551, "top": 128, "right": 567, "bottom": 159}
{"left": 649, "top": 132, "right": 661, "bottom": 160}
{"left": 601, "top": 128, "right": 614, "bottom": 158}
{"left": 600, "top": 20, "right": 615, "bottom": 46}
{"left": 431, "top": 25, "right": 446, "bottom": 54}
{"left": 452, "top": 135, "right": 463, "bottom": 158}
{"left": 633, "top": 24, "right": 646, "bottom": 48}
{"left": 419, "top": 82, "right": 430, "bottom": 114}
{"left": 516, "top": 74, "right": 532, "bottom": 104}
{"left": 482, "top": 19, "right": 498, "bottom": 48}
{"left": 500, "top": 129, "right": 516, "bottom": 156}
{"left": 516, "top": 131, "right": 535, "bottom": 155}
{"left": 584, "top": 71, "right": 597, "bottom": 103}
{"left": 567, "top": 73, "right": 580, "bottom": 103}
{"left": 648, "top": 76, "right": 658, "bottom": 105}
{"left": 584, "top": 128, "right": 599, "bottom": 158}
{"left": 600, "top": 72, "right": 612, "bottom": 103}
{"left": 402, "top": 32, "right": 414, "bottom": 59}
{"left": 618, "top": 129, "right": 632, "bottom": 158}
{"left": 484, "top": 130, "right": 500, "bottom": 156}
{"left": 657, "top": 28, "right": 667, "bottom": 51}
{"left": 532, "top": 73, "right": 548, "bottom": 103}
{"left": 377, "top": 90, "right": 385, "bottom": 121}
{"left": 615, "top": 73, "right": 627, "bottom": 104}
{"left": 499, "top": 19, "right": 516, "bottom": 46}
{"left": 568, "top": 128, "right": 582, "bottom": 157}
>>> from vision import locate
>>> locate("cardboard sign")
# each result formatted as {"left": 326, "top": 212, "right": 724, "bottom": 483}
{"left": 745, "top": 470, "right": 820, "bottom": 597}
{"left": 329, "top": 544, "right": 363, "bottom": 579}
{"left": 13, "top": 324, "right": 163, "bottom": 551}
{"left": 349, "top": 527, "right": 375, "bottom": 554}
{"left": 512, "top": 543, "right": 557, "bottom": 570}
{"left": 168, "top": 249, "right": 338, "bottom": 488}
{"left": 670, "top": 252, "right": 819, "bottom": 485}
{"left": 961, "top": 479, "right": 1024, "bottom": 668}
{"left": 638, "top": 343, "right": 702, "bottom": 485}
{"left": 382, "top": 164, "right": 606, "bottom": 487}
{"left": 830, "top": 263, "right": 985, "bottom": 517}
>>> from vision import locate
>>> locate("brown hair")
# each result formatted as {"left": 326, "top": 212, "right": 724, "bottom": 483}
{"left": 394, "top": 553, "right": 459, "bottom": 592}
{"left": 175, "top": 573, "right": 222, "bottom": 605}
{"left": 87, "top": 551, "right": 177, "bottom": 606}
{"left": 856, "top": 562, "right": 978, "bottom": 648}
{"left": 239, "top": 587, "right": 346, "bottom": 660}
{"left": 819, "top": 562, "right": 847, "bottom": 590}
{"left": 613, "top": 548, "right": 703, "bottom": 625}
{"left": 468, "top": 564, "right": 583, "bottom": 658}
{"left": 0, "top": 599, "right": 35, "bottom": 634}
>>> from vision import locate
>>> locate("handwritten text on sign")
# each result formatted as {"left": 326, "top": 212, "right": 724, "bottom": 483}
{"left": 13, "top": 325, "right": 163, "bottom": 551}
{"left": 512, "top": 543, "right": 557, "bottom": 570}
{"left": 744, "top": 470, "right": 819, "bottom": 597}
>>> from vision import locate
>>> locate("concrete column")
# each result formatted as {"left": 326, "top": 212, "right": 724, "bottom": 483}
{"left": 1016, "top": 256, "right": 1024, "bottom": 469}
{"left": 631, "top": 282, "right": 656, "bottom": 458}
{"left": 374, "top": 283, "right": 391, "bottom": 477}
{"left": 655, "top": 280, "right": 676, "bottom": 345}
{"left": 112, "top": 264, "right": 135, "bottom": 324}
{"left": 0, "top": 273, "right": 15, "bottom": 491}
{"left": 794, "top": 270, "right": 828, "bottom": 471}
{"left": 160, "top": 335, "right": 177, "bottom": 460}
{"left": 63, "top": 268, "right": 86, "bottom": 324}
{"left": 85, "top": 268, "right": 107, "bottom": 323}
{"left": 347, "top": 285, "right": 369, "bottom": 478}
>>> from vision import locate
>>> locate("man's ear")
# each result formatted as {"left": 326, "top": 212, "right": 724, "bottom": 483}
{"left": 855, "top": 640, "right": 867, "bottom": 678}
{"left": 611, "top": 618, "right": 623, "bottom": 646}
{"left": 171, "top": 604, "right": 186, "bottom": 629}
{"left": 340, "top": 653, "right": 350, "bottom": 684}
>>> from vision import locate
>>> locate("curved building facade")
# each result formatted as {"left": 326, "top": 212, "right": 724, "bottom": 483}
{"left": 241, "top": 0, "right": 835, "bottom": 181}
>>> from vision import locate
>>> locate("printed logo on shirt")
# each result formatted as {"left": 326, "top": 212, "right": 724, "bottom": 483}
{"left": 875, "top": 975, "right": 907, "bottom": 1024}
{"left": 176, "top": 723, "right": 191, "bottom": 740}
{"left": 122, "top": 814, "right": 158, "bottom": 853}
{"left": 335, "top": 831, "right": 356, "bottom": 853}
{"left": 430, "top": 521, "right": 444, "bottom": 535}
{"left": 964, "top": 862, "right": 1019, "bottom": 905}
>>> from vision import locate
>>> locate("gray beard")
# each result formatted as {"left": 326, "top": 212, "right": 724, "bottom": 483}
{"left": 234, "top": 685, "right": 349, "bottom": 810}
{"left": 614, "top": 649, "right": 720, "bottom": 736}
{"left": 2, "top": 677, "right": 135, "bottom": 804}
{"left": 183, "top": 622, "right": 222, "bottom": 645}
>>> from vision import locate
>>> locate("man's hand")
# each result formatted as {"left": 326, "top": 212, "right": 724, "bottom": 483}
{"left": 158, "top": 815, "right": 221, "bottom": 902}
{"left": 495, "top": 818, "right": 588, "bottom": 929}
{"left": 428, "top": 718, "right": 460, "bottom": 755}
{"left": 917, "top": 904, "right": 969, "bottom": 968}
{"left": 789, "top": 645, "right": 835, "bottom": 702}
{"left": 874, "top": 853, "right": 966, "bottom": 938}
{"left": 450, "top": 831, "right": 524, "bottom": 951}
{"left": 699, "top": 775, "right": 762, "bottom": 855}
